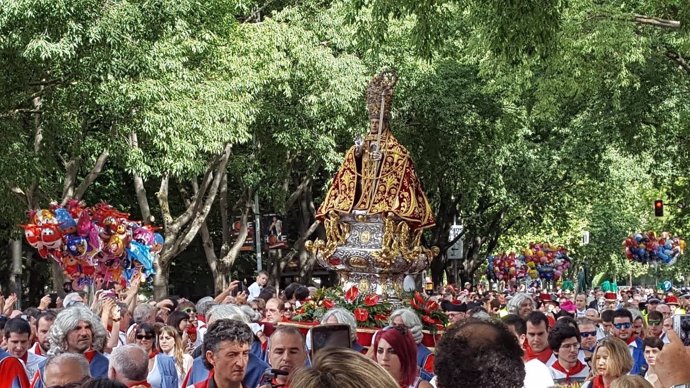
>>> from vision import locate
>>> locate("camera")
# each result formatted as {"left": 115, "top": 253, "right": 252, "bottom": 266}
{"left": 258, "top": 368, "right": 289, "bottom": 388}
{"left": 672, "top": 314, "right": 690, "bottom": 346}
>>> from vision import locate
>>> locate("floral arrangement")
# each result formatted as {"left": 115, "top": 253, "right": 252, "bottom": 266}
{"left": 402, "top": 291, "right": 448, "bottom": 333}
{"left": 293, "top": 286, "right": 392, "bottom": 328}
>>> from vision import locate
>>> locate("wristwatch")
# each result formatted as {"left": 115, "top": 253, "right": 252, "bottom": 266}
{"left": 670, "top": 384, "right": 690, "bottom": 388}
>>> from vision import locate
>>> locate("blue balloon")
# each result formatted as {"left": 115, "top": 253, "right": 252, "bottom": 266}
{"left": 663, "top": 281, "right": 673, "bottom": 292}
{"left": 55, "top": 208, "right": 77, "bottom": 234}
{"left": 126, "top": 241, "right": 155, "bottom": 277}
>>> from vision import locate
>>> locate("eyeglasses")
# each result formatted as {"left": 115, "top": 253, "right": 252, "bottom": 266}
{"left": 182, "top": 308, "right": 197, "bottom": 314}
{"left": 580, "top": 331, "right": 597, "bottom": 338}
{"left": 136, "top": 334, "right": 154, "bottom": 340}
{"left": 613, "top": 322, "right": 632, "bottom": 330}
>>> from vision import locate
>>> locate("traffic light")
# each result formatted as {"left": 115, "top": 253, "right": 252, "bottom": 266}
{"left": 654, "top": 200, "right": 664, "bottom": 217}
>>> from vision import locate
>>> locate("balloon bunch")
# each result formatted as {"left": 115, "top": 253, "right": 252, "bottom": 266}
{"left": 23, "top": 200, "right": 161, "bottom": 290}
{"left": 623, "top": 232, "right": 686, "bottom": 265}
{"left": 487, "top": 252, "right": 527, "bottom": 282}
{"left": 522, "top": 243, "right": 571, "bottom": 281}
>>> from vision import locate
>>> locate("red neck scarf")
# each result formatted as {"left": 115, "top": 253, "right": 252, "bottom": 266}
{"left": 148, "top": 350, "right": 158, "bottom": 359}
{"left": 591, "top": 375, "right": 606, "bottom": 388}
{"left": 626, "top": 335, "right": 637, "bottom": 345}
{"left": 523, "top": 342, "right": 553, "bottom": 363}
{"left": 33, "top": 343, "right": 43, "bottom": 356}
{"left": 19, "top": 351, "right": 28, "bottom": 364}
{"left": 552, "top": 360, "right": 586, "bottom": 380}
{"left": 84, "top": 349, "right": 97, "bottom": 363}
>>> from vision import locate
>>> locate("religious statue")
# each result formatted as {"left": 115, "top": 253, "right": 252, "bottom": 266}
{"left": 306, "top": 70, "right": 438, "bottom": 297}
{"left": 315, "top": 70, "right": 435, "bottom": 230}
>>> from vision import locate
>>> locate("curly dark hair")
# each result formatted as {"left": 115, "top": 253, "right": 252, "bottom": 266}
{"left": 548, "top": 324, "right": 581, "bottom": 352}
{"left": 434, "top": 318, "right": 525, "bottom": 388}
{"left": 202, "top": 319, "right": 253, "bottom": 369}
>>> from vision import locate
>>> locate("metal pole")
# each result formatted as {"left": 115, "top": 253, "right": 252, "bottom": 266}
{"left": 11, "top": 239, "right": 22, "bottom": 310}
{"left": 254, "top": 191, "right": 262, "bottom": 272}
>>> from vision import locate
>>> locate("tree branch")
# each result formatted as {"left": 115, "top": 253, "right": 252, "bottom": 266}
{"left": 172, "top": 143, "right": 233, "bottom": 255}
{"left": 219, "top": 190, "right": 253, "bottom": 268}
{"left": 219, "top": 169, "right": 230, "bottom": 256}
{"left": 129, "top": 132, "right": 152, "bottom": 223}
{"left": 285, "top": 176, "right": 312, "bottom": 210}
{"left": 633, "top": 14, "right": 681, "bottom": 29}
{"left": 64, "top": 149, "right": 109, "bottom": 205}
{"left": 666, "top": 50, "right": 690, "bottom": 74}
{"left": 61, "top": 158, "right": 80, "bottom": 204}
{"left": 157, "top": 174, "right": 173, "bottom": 231}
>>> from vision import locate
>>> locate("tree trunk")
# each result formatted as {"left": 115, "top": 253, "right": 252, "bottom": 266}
{"left": 153, "top": 254, "right": 171, "bottom": 299}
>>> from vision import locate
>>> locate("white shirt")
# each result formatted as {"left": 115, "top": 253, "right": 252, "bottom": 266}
{"left": 248, "top": 282, "right": 262, "bottom": 301}
{"left": 524, "top": 359, "right": 555, "bottom": 388}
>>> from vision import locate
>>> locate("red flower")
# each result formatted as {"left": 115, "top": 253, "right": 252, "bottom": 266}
{"left": 374, "top": 313, "right": 389, "bottom": 322}
{"left": 421, "top": 315, "right": 436, "bottom": 325}
{"left": 345, "top": 286, "right": 360, "bottom": 303}
{"left": 322, "top": 299, "right": 335, "bottom": 309}
{"left": 414, "top": 292, "right": 425, "bottom": 305}
{"left": 364, "top": 294, "right": 380, "bottom": 306}
{"left": 425, "top": 300, "right": 439, "bottom": 312}
{"left": 353, "top": 308, "right": 369, "bottom": 322}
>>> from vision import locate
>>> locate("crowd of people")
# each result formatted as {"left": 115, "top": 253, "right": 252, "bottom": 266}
{"left": 1, "top": 271, "right": 690, "bottom": 388}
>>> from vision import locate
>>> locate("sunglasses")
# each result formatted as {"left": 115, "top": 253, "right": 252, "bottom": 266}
{"left": 580, "top": 331, "right": 597, "bottom": 338}
{"left": 613, "top": 322, "right": 632, "bottom": 330}
{"left": 136, "top": 334, "right": 154, "bottom": 340}
{"left": 182, "top": 308, "right": 197, "bottom": 314}
{"left": 648, "top": 320, "right": 661, "bottom": 325}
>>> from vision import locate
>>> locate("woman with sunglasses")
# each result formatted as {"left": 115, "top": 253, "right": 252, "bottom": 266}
{"left": 158, "top": 325, "right": 194, "bottom": 387}
{"left": 134, "top": 323, "right": 179, "bottom": 388}
{"left": 582, "top": 337, "right": 633, "bottom": 388}
{"left": 372, "top": 326, "right": 432, "bottom": 388}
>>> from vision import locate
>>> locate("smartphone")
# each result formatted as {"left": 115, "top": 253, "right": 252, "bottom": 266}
{"left": 672, "top": 314, "right": 690, "bottom": 346}
{"left": 231, "top": 282, "right": 246, "bottom": 297}
{"left": 48, "top": 293, "right": 58, "bottom": 309}
{"left": 309, "top": 324, "right": 351, "bottom": 357}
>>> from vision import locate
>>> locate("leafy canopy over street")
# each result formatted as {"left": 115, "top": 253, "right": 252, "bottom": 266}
{"left": 1, "top": 0, "right": 689, "bottom": 298}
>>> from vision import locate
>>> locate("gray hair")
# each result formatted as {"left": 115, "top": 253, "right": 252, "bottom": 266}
{"left": 576, "top": 317, "right": 596, "bottom": 326}
{"left": 45, "top": 353, "right": 91, "bottom": 379}
{"left": 62, "top": 292, "right": 84, "bottom": 308}
{"left": 207, "top": 304, "right": 249, "bottom": 324}
{"left": 133, "top": 303, "right": 156, "bottom": 325}
{"left": 240, "top": 305, "right": 262, "bottom": 323}
{"left": 110, "top": 344, "right": 148, "bottom": 382}
{"left": 628, "top": 308, "right": 643, "bottom": 321}
{"left": 389, "top": 308, "right": 423, "bottom": 344}
{"left": 321, "top": 308, "right": 357, "bottom": 342}
{"left": 196, "top": 297, "right": 216, "bottom": 315}
{"left": 203, "top": 319, "right": 254, "bottom": 369}
{"left": 506, "top": 293, "right": 535, "bottom": 315}
{"left": 48, "top": 306, "right": 108, "bottom": 355}
{"left": 585, "top": 308, "right": 600, "bottom": 318}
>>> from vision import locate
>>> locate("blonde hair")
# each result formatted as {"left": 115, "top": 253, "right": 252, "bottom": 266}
{"left": 611, "top": 375, "right": 653, "bottom": 388}
{"left": 593, "top": 337, "right": 633, "bottom": 378}
{"left": 158, "top": 325, "right": 185, "bottom": 372}
{"left": 289, "top": 348, "right": 398, "bottom": 388}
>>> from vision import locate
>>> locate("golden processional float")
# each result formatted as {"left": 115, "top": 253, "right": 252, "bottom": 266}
{"left": 305, "top": 70, "right": 439, "bottom": 299}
